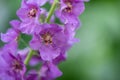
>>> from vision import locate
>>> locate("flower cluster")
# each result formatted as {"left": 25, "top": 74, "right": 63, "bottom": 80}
{"left": 0, "top": 0, "right": 88, "bottom": 80}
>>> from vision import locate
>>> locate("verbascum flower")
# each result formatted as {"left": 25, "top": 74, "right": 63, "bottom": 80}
{"left": 0, "top": 42, "right": 26, "bottom": 80}
{"left": 1, "top": 20, "right": 20, "bottom": 43}
{"left": 30, "top": 24, "right": 71, "bottom": 61}
{"left": 56, "top": 0, "right": 84, "bottom": 24}
{"left": 17, "top": 0, "right": 41, "bottom": 34}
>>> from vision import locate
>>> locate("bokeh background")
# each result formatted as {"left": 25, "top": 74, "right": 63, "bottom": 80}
{"left": 0, "top": 0, "right": 120, "bottom": 80}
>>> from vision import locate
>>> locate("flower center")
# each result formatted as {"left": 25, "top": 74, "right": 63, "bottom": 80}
{"left": 28, "top": 8, "right": 37, "bottom": 18}
{"left": 63, "top": 2, "right": 72, "bottom": 13}
{"left": 42, "top": 33, "right": 52, "bottom": 45}
{"left": 13, "top": 60, "right": 23, "bottom": 72}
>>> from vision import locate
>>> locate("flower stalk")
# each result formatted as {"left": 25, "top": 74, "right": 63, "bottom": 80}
{"left": 24, "top": 49, "right": 34, "bottom": 65}
{"left": 45, "top": 0, "right": 59, "bottom": 23}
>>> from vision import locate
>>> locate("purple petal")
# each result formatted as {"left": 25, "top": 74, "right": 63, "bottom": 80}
{"left": 1, "top": 29, "right": 18, "bottom": 43}
{"left": 30, "top": 34, "right": 41, "bottom": 50}
{"left": 9, "top": 20, "right": 21, "bottom": 31}
{"left": 40, "top": 62, "right": 62, "bottom": 79}
{"left": 53, "top": 51, "right": 67, "bottom": 64}
{"left": 27, "top": 0, "right": 48, "bottom": 6}
{"left": 72, "top": 2, "right": 85, "bottom": 16}
{"left": 17, "top": 8, "right": 30, "bottom": 22}
{"left": 0, "top": 72, "right": 14, "bottom": 80}
{"left": 40, "top": 46, "right": 60, "bottom": 61}
{"left": 19, "top": 21, "right": 40, "bottom": 34}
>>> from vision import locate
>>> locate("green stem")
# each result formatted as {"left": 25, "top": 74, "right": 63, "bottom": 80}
{"left": 18, "top": 35, "right": 34, "bottom": 65}
{"left": 45, "top": 0, "right": 59, "bottom": 23}
{"left": 24, "top": 49, "right": 34, "bottom": 65}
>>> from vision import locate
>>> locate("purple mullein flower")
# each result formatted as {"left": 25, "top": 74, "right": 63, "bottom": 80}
{"left": 40, "top": 62, "right": 62, "bottom": 80}
{"left": 0, "top": 42, "right": 26, "bottom": 80}
{"left": 58, "top": 0, "right": 85, "bottom": 17}
{"left": 56, "top": 0, "right": 86, "bottom": 27}
{"left": 1, "top": 28, "right": 19, "bottom": 43}
{"left": 30, "top": 24, "right": 71, "bottom": 61}
{"left": 17, "top": 0, "right": 41, "bottom": 22}
{"left": 17, "top": 0, "right": 41, "bottom": 34}
{"left": 1, "top": 20, "right": 20, "bottom": 43}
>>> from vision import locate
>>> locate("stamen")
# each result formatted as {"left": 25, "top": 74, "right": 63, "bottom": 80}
{"left": 12, "top": 60, "right": 23, "bottom": 72}
{"left": 42, "top": 33, "right": 52, "bottom": 45}
{"left": 63, "top": 2, "right": 73, "bottom": 13}
{"left": 28, "top": 8, "right": 37, "bottom": 18}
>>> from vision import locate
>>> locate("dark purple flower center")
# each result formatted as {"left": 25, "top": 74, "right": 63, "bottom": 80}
{"left": 28, "top": 8, "right": 37, "bottom": 18}
{"left": 12, "top": 60, "right": 23, "bottom": 72}
{"left": 41, "top": 33, "right": 52, "bottom": 45}
{"left": 63, "top": 2, "right": 73, "bottom": 13}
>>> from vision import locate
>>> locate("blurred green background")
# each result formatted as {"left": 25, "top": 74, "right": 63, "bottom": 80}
{"left": 0, "top": 0, "right": 120, "bottom": 80}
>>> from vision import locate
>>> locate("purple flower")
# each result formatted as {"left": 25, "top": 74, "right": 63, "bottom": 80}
{"left": 60, "top": 0, "right": 85, "bottom": 16}
{"left": 17, "top": 0, "right": 41, "bottom": 34}
{"left": 40, "top": 62, "right": 62, "bottom": 80}
{"left": 1, "top": 20, "right": 20, "bottom": 43}
{"left": 56, "top": 0, "right": 86, "bottom": 27}
{"left": 30, "top": 24, "right": 71, "bottom": 61}
{"left": 0, "top": 42, "right": 26, "bottom": 80}
{"left": 1, "top": 28, "right": 19, "bottom": 43}
{"left": 17, "top": 0, "right": 41, "bottom": 22}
